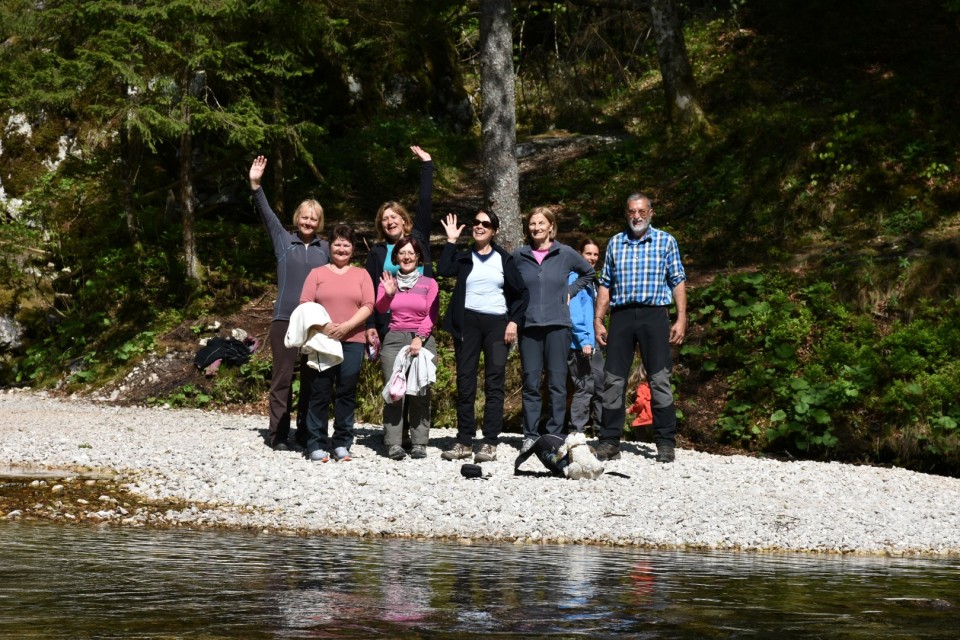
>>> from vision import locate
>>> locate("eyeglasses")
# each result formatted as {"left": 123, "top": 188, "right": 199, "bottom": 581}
{"left": 627, "top": 208, "right": 651, "bottom": 216}
{"left": 472, "top": 219, "right": 494, "bottom": 229}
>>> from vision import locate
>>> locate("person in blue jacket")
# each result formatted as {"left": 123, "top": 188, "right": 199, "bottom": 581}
{"left": 249, "top": 155, "right": 330, "bottom": 451}
{"left": 567, "top": 238, "right": 604, "bottom": 434}
{"left": 513, "top": 207, "right": 594, "bottom": 453}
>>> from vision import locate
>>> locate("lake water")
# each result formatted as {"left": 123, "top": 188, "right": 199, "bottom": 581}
{"left": 1, "top": 521, "right": 958, "bottom": 638}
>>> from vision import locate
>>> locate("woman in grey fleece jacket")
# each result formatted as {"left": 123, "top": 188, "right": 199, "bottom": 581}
{"left": 249, "top": 155, "right": 330, "bottom": 451}
{"left": 513, "top": 206, "right": 594, "bottom": 450}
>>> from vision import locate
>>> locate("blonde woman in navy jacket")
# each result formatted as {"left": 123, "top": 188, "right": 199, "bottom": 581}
{"left": 513, "top": 206, "right": 594, "bottom": 453}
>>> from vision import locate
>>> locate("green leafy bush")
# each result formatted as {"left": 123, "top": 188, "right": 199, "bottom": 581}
{"left": 684, "top": 271, "right": 960, "bottom": 472}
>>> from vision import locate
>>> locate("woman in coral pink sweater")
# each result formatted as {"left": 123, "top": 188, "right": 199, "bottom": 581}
{"left": 299, "top": 225, "right": 374, "bottom": 463}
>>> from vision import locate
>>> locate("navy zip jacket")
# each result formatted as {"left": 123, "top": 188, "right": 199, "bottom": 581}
{"left": 437, "top": 241, "right": 528, "bottom": 341}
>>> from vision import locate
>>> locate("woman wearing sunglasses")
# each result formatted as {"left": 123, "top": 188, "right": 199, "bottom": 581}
{"left": 437, "top": 211, "right": 528, "bottom": 463}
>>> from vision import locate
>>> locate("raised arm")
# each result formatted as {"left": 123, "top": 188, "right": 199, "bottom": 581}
{"left": 410, "top": 145, "right": 433, "bottom": 243}
{"left": 249, "top": 155, "right": 267, "bottom": 190}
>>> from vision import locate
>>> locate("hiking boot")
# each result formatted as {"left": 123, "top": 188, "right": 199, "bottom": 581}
{"left": 410, "top": 445, "right": 427, "bottom": 459}
{"left": 656, "top": 445, "right": 676, "bottom": 463}
{"left": 268, "top": 439, "right": 289, "bottom": 452}
{"left": 594, "top": 442, "right": 621, "bottom": 461}
{"left": 309, "top": 449, "right": 330, "bottom": 463}
{"left": 474, "top": 443, "right": 497, "bottom": 463}
{"left": 520, "top": 437, "right": 537, "bottom": 454}
{"left": 441, "top": 442, "right": 473, "bottom": 461}
{"left": 388, "top": 444, "right": 407, "bottom": 460}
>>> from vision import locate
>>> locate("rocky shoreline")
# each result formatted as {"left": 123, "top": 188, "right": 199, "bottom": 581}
{"left": 3, "top": 390, "right": 960, "bottom": 555}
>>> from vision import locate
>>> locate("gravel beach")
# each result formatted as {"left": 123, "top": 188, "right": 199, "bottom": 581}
{"left": 3, "top": 390, "right": 960, "bottom": 555}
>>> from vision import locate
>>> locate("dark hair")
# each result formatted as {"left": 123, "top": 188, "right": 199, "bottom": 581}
{"left": 329, "top": 224, "right": 358, "bottom": 247}
{"left": 476, "top": 210, "right": 500, "bottom": 230}
{"left": 390, "top": 236, "right": 425, "bottom": 266}
{"left": 577, "top": 237, "right": 599, "bottom": 253}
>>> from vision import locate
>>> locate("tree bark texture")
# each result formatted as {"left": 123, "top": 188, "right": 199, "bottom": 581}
{"left": 179, "top": 74, "right": 204, "bottom": 283}
{"left": 649, "top": 0, "right": 711, "bottom": 133}
{"left": 480, "top": 0, "right": 522, "bottom": 251}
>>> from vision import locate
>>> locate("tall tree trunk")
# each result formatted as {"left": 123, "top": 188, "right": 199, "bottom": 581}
{"left": 480, "top": 0, "right": 522, "bottom": 250}
{"left": 118, "top": 123, "right": 142, "bottom": 254}
{"left": 649, "top": 0, "right": 711, "bottom": 134}
{"left": 271, "top": 77, "right": 285, "bottom": 215}
{"left": 180, "top": 75, "right": 204, "bottom": 283}
{"left": 120, "top": 87, "right": 143, "bottom": 254}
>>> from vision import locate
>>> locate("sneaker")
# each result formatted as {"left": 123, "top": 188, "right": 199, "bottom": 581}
{"left": 441, "top": 442, "right": 473, "bottom": 461}
{"left": 333, "top": 447, "right": 352, "bottom": 462}
{"left": 410, "top": 445, "right": 427, "bottom": 459}
{"left": 474, "top": 443, "right": 497, "bottom": 463}
{"left": 309, "top": 449, "right": 330, "bottom": 463}
{"left": 520, "top": 437, "right": 536, "bottom": 454}
{"left": 656, "top": 445, "right": 676, "bottom": 463}
{"left": 594, "top": 442, "right": 621, "bottom": 461}
{"left": 388, "top": 444, "right": 407, "bottom": 461}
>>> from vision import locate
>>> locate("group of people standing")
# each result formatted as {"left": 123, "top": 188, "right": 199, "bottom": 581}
{"left": 250, "top": 147, "right": 687, "bottom": 467}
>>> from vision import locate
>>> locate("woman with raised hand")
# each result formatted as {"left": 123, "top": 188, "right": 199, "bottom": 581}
{"left": 438, "top": 212, "right": 527, "bottom": 464}
{"left": 567, "top": 237, "right": 604, "bottom": 434}
{"left": 249, "top": 155, "right": 329, "bottom": 451}
{"left": 299, "top": 225, "right": 374, "bottom": 463}
{"left": 513, "top": 207, "right": 594, "bottom": 453}
{"left": 365, "top": 145, "right": 434, "bottom": 348}
{"left": 374, "top": 236, "right": 440, "bottom": 461}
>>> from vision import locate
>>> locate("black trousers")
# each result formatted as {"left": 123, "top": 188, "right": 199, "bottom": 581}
{"left": 454, "top": 310, "right": 509, "bottom": 445}
{"left": 599, "top": 305, "right": 677, "bottom": 447}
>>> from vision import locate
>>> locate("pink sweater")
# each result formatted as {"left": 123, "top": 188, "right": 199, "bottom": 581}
{"left": 375, "top": 276, "right": 439, "bottom": 337}
{"left": 299, "top": 266, "right": 374, "bottom": 343}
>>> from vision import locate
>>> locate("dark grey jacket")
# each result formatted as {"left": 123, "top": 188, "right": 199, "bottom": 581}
{"left": 253, "top": 188, "right": 330, "bottom": 322}
{"left": 513, "top": 242, "right": 594, "bottom": 329}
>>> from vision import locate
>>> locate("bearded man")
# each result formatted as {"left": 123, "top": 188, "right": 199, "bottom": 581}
{"left": 593, "top": 193, "right": 687, "bottom": 463}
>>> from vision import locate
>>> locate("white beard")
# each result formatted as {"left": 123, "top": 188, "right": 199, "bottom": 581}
{"left": 629, "top": 219, "right": 649, "bottom": 237}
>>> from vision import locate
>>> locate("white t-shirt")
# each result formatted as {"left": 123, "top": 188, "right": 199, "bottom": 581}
{"left": 465, "top": 251, "right": 507, "bottom": 315}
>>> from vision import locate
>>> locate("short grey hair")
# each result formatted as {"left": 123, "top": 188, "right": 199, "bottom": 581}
{"left": 625, "top": 193, "right": 652, "bottom": 210}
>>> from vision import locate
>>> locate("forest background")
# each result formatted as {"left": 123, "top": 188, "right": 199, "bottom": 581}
{"left": 2, "top": 0, "right": 959, "bottom": 475}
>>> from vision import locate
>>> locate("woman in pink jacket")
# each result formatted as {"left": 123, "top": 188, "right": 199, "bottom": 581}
{"left": 375, "top": 236, "right": 439, "bottom": 460}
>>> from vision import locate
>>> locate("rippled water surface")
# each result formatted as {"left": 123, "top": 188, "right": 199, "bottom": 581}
{"left": 2, "top": 521, "right": 958, "bottom": 638}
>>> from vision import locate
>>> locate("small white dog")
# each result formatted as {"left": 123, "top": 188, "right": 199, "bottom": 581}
{"left": 556, "top": 432, "right": 604, "bottom": 480}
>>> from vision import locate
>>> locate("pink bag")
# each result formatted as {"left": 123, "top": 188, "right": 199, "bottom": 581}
{"left": 387, "top": 366, "right": 407, "bottom": 402}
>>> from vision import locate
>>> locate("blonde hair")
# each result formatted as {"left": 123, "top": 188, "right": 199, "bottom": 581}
{"left": 526, "top": 205, "right": 558, "bottom": 244}
{"left": 627, "top": 354, "right": 648, "bottom": 389}
{"left": 293, "top": 199, "right": 324, "bottom": 231}
{"left": 374, "top": 201, "right": 413, "bottom": 241}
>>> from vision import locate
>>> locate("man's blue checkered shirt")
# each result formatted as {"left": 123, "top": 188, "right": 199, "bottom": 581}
{"left": 598, "top": 227, "right": 686, "bottom": 307}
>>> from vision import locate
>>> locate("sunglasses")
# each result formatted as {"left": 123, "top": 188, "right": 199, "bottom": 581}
{"left": 472, "top": 219, "right": 494, "bottom": 229}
